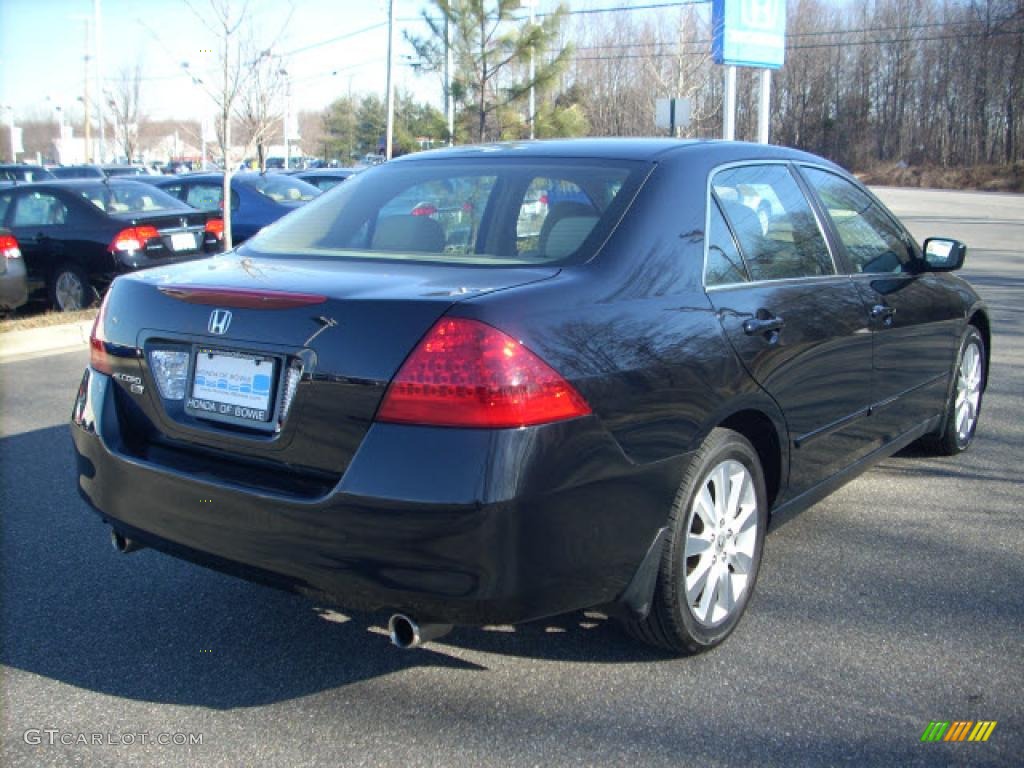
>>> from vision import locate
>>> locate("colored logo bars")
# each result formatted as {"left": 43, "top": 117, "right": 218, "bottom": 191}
{"left": 921, "top": 721, "right": 997, "bottom": 742}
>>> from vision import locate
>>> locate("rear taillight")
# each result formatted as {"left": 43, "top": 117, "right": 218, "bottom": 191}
{"left": 89, "top": 290, "right": 113, "bottom": 374}
{"left": 205, "top": 218, "right": 224, "bottom": 239}
{"left": 539, "top": 193, "right": 549, "bottom": 205}
{"left": 109, "top": 225, "right": 159, "bottom": 253}
{"left": 411, "top": 204, "right": 437, "bottom": 217}
{"left": 0, "top": 233, "right": 21, "bottom": 259}
{"left": 376, "top": 317, "right": 591, "bottom": 429}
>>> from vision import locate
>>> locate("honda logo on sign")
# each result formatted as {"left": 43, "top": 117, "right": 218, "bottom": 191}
{"left": 208, "top": 309, "right": 232, "bottom": 335}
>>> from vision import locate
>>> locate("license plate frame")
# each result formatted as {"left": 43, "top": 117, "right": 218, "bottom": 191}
{"left": 185, "top": 347, "right": 280, "bottom": 429}
{"left": 170, "top": 232, "right": 197, "bottom": 251}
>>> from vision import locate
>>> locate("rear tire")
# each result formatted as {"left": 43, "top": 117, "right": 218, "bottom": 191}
{"left": 49, "top": 263, "right": 93, "bottom": 312}
{"left": 623, "top": 428, "right": 768, "bottom": 654}
{"left": 921, "top": 326, "right": 985, "bottom": 456}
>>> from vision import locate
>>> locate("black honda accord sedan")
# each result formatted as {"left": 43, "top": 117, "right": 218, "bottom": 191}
{"left": 70, "top": 140, "right": 988, "bottom": 654}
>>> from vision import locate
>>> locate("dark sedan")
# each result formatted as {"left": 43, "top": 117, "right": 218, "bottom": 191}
{"left": 0, "top": 179, "right": 223, "bottom": 310}
{"left": 0, "top": 164, "right": 55, "bottom": 182}
{"left": 71, "top": 140, "right": 988, "bottom": 654}
{"left": 292, "top": 167, "right": 358, "bottom": 191}
{"left": 143, "top": 172, "right": 320, "bottom": 243}
{"left": 50, "top": 165, "right": 107, "bottom": 180}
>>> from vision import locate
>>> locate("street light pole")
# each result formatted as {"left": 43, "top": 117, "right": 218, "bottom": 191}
{"left": 281, "top": 69, "right": 291, "bottom": 169}
{"left": 385, "top": 0, "right": 395, "bottom": 160}
{"left": 445, "top": 15, "right": 454, "bottom": 146}
{"left": 94, "top": 0, "right": 105, "bottom": 162}
{"left": 528, "top": 0, "right": 536, "bottom": 140}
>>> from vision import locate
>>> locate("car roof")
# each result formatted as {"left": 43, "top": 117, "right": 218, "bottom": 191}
{"left": 391, "top": 138, "right": 836, "bottom": 168}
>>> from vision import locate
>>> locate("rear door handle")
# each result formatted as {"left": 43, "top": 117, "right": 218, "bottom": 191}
{"left": 870, "top": 304, "right": 896, "bottom": 325}
{"left": 743, "top": 316, "right": 785, "bottom": 335}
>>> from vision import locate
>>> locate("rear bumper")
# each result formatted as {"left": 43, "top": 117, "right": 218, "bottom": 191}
{"left": 71, "top": 367, "right": 688, "bottom": 625}
{"left": 0, "top": 260, "right": 28, "bottom": 310}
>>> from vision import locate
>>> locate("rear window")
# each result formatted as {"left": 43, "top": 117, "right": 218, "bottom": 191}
{"left": 243, "top": 175, "right": 320, "bottom": 203}
{"left": 74, "top": 183, "right": 184, "bottom": 214}
{"left": 245, "top": 158, "right": 647, "bottom": 266}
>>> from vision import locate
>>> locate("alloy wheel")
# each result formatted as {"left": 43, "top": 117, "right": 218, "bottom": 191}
{"left": 955, "top": 340, "right": 983, "bottom": 442}
{"left": 55, "top": 271, "right": 85, "bottom": 311}
{"left": 683, "top": 459, "right": 759, "bottom": 626}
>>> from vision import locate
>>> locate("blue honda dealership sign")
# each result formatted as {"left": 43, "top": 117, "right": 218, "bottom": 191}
{"left": 712, "top": 0, "right": 786, "bottom": 69}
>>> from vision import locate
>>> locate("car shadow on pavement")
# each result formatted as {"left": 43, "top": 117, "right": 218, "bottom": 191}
{"left": 0, "top": 425, "right": 672, "bottom": 711}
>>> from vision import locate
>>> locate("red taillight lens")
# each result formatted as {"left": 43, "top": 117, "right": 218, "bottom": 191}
{"left": 205, "top": 218, "right": 224, "bottom": 238}
{"left": 89, "top": 290, "right": 113, "bottom": 374}
{"left": 109, "top": 226, "right": 159, "bottom": 253}
{"left": 0, "top": 233, "right": 21, "bottom": 259}
{"left": 539, "top": 193, "right": 549, "bottom": 205}
{"left": 411, "top": 204, "right": 437, "bottom": 217}
{"left": 377, "top": 317, "right": 591, "bottom": 429}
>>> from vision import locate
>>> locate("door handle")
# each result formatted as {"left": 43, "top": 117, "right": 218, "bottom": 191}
{"left": 870, "top": 304, "right": 896, "bottom": 325}
{"left": 743, "top": 316, "right": 785, "bottom": 336}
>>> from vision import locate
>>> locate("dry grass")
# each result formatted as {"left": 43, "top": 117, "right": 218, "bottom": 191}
{"left": 0, "top": 308, "right": 98, "bottom": 334}
{"left": 858, "top": 163, "right": 1024, "bottom": 193}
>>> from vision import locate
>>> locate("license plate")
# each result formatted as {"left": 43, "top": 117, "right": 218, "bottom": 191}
{"left": 170, "top": 232, "right": 197, "bottom": 251}
{"left": 186, "top": 349, "right": 275, "bottom": 424}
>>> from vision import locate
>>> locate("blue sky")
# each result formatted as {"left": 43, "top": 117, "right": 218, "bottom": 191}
{"left": 0, "top": 0, "right": 577, "bottom": 123}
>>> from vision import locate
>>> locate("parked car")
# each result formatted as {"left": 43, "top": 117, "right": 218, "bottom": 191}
{"left": 0, "top": 179, "right": 223, "bottom": 311}
{"left": 50, "top": 165, "right": 107, "bottom": 180}
{"left": 0, "top": 164, "right": 55, "bottom": 182}
{"left": 142, "top": 172, "right": 320, "bottom": 243}
{"left": 101, "top": 164, "right": 152, "bottom": 177}
{"left": 292, "top": 167, "right": 358, "bottom": 191}
{"left": 0, "top": 228, "right": 29, "bottom": 312}
{"left": 71, "top": 140, "right": 988, "bottom": 654}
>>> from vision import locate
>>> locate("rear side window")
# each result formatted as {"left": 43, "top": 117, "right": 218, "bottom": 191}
{"left": 705, "top": 200, "right": 749, "bottom": 286}
{"left": 713, "top": 164, "right": 834, "bottom": 280}
{"left": 244, "top": 175, "right": 320, "bottom": 203}
{"left": 185, "top": 183, "right": 223, "bottom": 210}
{"left": 245, "top": 159, "right": 647, "bottom": 266}
{"left": 12, "top": 192, "right": 68, "bottom": 226}
{"left": 75, "top": 183, "right": 182, "bottom": 214}
{"left": 801, "top": 167, "right": 915, "bottom": 274}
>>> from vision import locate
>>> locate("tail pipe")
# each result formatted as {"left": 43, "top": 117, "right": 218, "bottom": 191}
{"left": 111, "top": 529, "right": 144, "bottom": 554}
{"left": 388, "top": 614, "right": 452, "bottom": 649}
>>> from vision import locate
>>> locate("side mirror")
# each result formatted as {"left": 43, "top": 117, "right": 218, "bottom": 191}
{"left": 922, "top": 238, "right": 967, "bottom": 271}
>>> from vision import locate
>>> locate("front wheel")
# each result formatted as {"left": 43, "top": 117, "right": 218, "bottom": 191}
{"left": 922, "top": 326, "right": 985, "bottom": 456}
{"left": 623, "top": 428, "right": 768, "bottom": 654}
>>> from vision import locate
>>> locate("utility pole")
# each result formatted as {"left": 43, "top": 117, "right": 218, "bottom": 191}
{"left": 528, "top": 0, "right": 536, "bottom": 140}
{"left": 723, "top": 65, "right": 737, "bottom": 141}
{"left": 757, "top": 69, "right": 771, "bottom": 144}
{"left": 95, "top": 0, "right": 105, "bottom": 162}
{"left": 83, "top": 18, "right": 92, "bottom": 162}
{"left": 282, "top": 69, "right": 291, "bottom": 168}
{"left": 445, "top": 15, "right": 454, "bottom": 145}
{"left": 384, "top": 0, "right": 395, "bottom": 160}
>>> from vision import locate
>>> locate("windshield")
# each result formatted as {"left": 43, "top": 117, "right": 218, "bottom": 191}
{"left": 75, "top": 182, "right": 185, "bottom": 214}
{"left": 245, "top": 157, "right": 648, "bottom": 266}
{"left": 243, "top": 175, "right": 320, "bottom": 203}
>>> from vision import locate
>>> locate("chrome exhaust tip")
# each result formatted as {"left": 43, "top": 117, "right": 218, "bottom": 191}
{"left": 388, "top": 614, "right": 452, "bottom": 649}
{"left": 110, "top": 529, "right": 144, "bottom": 554}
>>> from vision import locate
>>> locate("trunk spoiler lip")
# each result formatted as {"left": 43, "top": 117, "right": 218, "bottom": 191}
{"left": 157, "top": 285, "right": 327, "bottom": 309}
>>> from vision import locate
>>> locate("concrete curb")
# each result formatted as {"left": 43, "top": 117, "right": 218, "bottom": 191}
{"left": 0, "top": 320, "right": 93, "bottom": 364}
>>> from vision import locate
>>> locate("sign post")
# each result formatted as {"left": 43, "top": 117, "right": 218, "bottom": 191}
{"left": 712, "top": 0, "right": 786, "bottom": 143}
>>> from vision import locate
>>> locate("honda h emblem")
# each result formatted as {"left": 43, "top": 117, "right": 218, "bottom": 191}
{"left": 208, "top": 309, "right": 232, "bottom": 335}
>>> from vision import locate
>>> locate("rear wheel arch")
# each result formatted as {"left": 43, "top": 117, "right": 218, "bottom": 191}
{"left": 967, "top": 309, "right": 990, "bottom": 391}
{"left": 718, "top": 409, "right": 784, "bottom": 511}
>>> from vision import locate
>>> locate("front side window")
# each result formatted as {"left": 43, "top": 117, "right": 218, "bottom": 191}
{"left": 245, "top": 159, "right": 647, "bottom": 266}
{"left": 712, "top": 164, "right": 834, "bottom": 281}
{"left": 801, "top": 167, "right": 915, "bottom": 274}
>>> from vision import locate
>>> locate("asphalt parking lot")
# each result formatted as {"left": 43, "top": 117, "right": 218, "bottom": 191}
{"left": 1, "top": 188, "right": 1021, "bottom": 767}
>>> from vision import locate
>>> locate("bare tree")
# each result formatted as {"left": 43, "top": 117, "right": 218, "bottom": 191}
{"left": 182, "top": 0, "right": 293, "bottom": 249}
{"left": 105, "top": 61, "right": 146, "bottom": 163}
{"left": 237, "top": 48, "right": 287, "bottom": 171}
